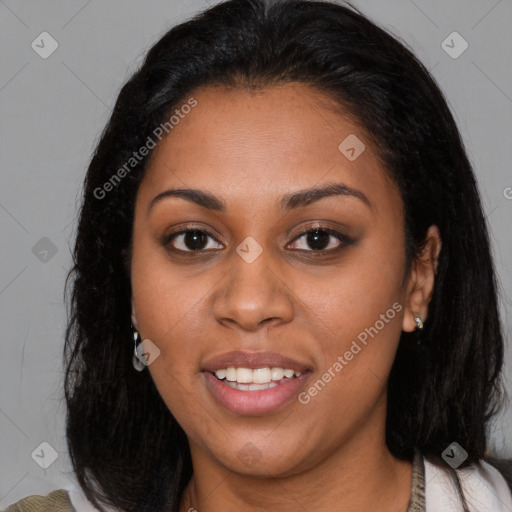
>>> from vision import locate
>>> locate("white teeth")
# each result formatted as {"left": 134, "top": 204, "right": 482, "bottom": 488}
{"left": 236, "top": 368, "right": 253, "bottom": 383}
{"left": 215, "top": 368, "right": 227, "bottom": 380}
{"left": 225, "top": 381, "right": 279, "bottom": 391}
{"left": 271, "top": 367, "right": 284, "bottom": 380}
{"left": 252, "top": 367, "right": 271, "bottom": 384}
{"left": 213, "top": 366, "right": 303, "bottom": 384}
{"left": 226, "top": 367, "right": 237, "bottom": 382}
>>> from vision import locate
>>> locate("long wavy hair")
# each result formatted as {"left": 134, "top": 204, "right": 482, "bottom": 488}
{"left": 63, "top": 1, "right": 509, "bottom": 511}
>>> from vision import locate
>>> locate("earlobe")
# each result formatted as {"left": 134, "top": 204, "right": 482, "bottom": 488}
{"left": 402, "top": 225, "right": 442, "bottom": 332}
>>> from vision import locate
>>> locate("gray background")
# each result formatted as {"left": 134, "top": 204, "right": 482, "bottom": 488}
{"left": 1, "top": 0, "right": 511, "bottom": 507}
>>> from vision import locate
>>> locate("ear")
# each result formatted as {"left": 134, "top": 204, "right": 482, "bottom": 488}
{"left": 131, "top": 296, "right": 139, "bottom": 331}
{"left": 402, "top": 225, "right": 442, "bottom": 332}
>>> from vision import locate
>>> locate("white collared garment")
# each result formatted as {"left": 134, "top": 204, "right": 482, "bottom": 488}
{"left": 66, "top": 486, "right": 101, "bottom": 512}
{"left": 424, "top": 456, "right": 512, "bottom": 511}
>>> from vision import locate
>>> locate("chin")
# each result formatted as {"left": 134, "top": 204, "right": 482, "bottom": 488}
{"left": 209, "top": 439, "right": 311, "bottom": 478}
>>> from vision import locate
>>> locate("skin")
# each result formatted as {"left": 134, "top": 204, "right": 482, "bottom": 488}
{"left": 130, "top": 83, "right": 441, "bottom": 512}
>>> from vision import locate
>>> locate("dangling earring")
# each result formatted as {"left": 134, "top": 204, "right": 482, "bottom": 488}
{"left": 414, "top": 315, "right": 424, "bottom": 345}
{"left": 132, "top": 324, "right": 146, "bottom": 372}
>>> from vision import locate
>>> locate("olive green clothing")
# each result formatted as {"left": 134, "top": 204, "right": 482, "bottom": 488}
{"left": 3, "top": 489, "right": 75, "bottom": 512}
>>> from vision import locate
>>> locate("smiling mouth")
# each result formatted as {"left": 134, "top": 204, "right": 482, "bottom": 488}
{"left": 211, "top": 366, "right": 304, "bottom": 391}
{"left": 203, "top": 366, "right": 312, "bottom": 415}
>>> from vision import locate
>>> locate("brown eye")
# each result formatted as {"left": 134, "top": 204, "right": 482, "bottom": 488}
{"left": 165, "top": 228, "right": 224, "bottom": 252}
{"left": 288, "top": 227, "right": 351, "bottom": 252}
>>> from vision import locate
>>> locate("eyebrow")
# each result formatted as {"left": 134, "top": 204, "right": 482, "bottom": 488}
{"left": 148, "top": 182, "right": 371, "bottom": 214}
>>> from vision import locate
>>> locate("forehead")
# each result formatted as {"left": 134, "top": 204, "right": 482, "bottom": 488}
{"left": 139, "top": 83, "right": 399, "bottom": 214}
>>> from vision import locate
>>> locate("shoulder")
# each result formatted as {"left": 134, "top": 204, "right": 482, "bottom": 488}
{"left": 484, "top": 456, "right": 512, "bottom": 491}
{"left": 424, "top": 455, "right": 512, "bottom": 512}
{"left": 2, "top": 484, "right": 107, "bottom": 512}
{"left": 2, "top": 489, "right": 74, "bottom": 512}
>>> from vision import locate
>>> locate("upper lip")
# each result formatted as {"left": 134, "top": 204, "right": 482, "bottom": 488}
{"left": 202, "top": 350, "right": 312, "bottom": 373}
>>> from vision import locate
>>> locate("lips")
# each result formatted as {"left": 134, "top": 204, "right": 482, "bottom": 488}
{"left": 202, "top": 350, "right": 313, "bottom": 415}
{"left": 202, "top": 350, "right": 312, "bottom": 373}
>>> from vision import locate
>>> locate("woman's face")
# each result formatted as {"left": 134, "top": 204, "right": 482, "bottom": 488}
{"left": 130, "top": 83, "right": 424, "bottom": 476}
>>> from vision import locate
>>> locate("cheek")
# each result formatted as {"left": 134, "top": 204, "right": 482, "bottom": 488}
{"left": 291, "top": 299, "right": 403, "bottom": 446}
{"left": 130, "top": 231, "right": 220, "bottom": 423}
{"left": 297, "top": 241, "right": 405, "bottom": 346}
{"left": 291, "top": 239, "right": 405, "bottom": 410}
{"left": 130, "top": 244, "right": 194, "bottom": 404}
{"left": 131, "top": 229, "right": 211, "bottom": 343}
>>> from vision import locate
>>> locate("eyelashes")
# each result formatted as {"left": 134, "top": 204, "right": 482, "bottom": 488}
{"left": 165, "top": 228, "right": 223, "bottom": 253}
{"left": 287, "top": 227, "right": 352, "bottom": 252}
{"left": 161, "top": 224, "right": 354, "bottom": 256}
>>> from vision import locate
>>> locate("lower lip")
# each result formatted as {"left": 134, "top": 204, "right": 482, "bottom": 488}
{"left": 203, "top": 371, "right": 311, "bottom": 416}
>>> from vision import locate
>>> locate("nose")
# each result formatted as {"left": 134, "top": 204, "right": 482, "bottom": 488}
{"left": 212, "top": 245, "right": 294, "bottom": 332}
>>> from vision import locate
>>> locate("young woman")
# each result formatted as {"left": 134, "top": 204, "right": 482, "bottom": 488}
{"left": 5, "top": 0, "right": 511, "bottom": 511}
